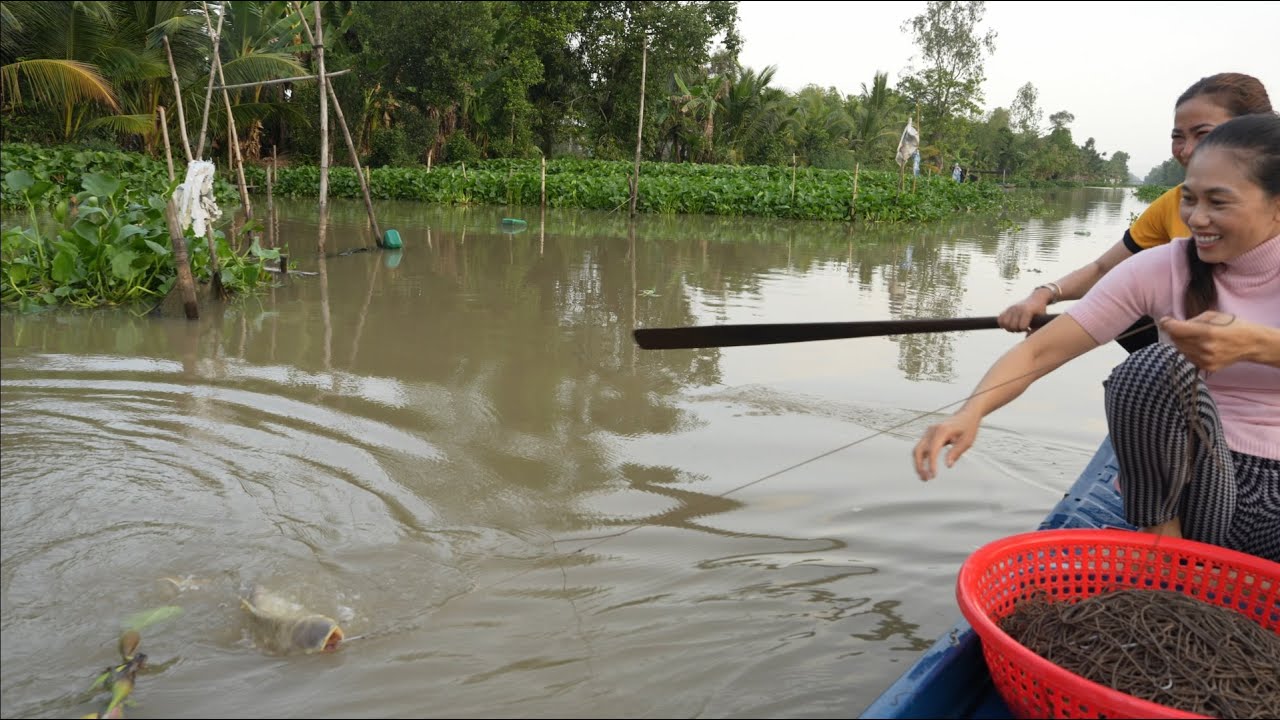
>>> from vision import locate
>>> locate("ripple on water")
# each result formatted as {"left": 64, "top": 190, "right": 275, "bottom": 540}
{"left": 0, "top": 352, "right": 507, "bottom": 719}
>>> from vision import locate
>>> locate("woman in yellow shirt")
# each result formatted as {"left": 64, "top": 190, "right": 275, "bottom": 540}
{"left": 998, "top": 73, "right": 1273, "bottom": 351}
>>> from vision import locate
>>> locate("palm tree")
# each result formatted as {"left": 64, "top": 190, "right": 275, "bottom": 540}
{"left": 849, "top": 71, "right": 897, "bottom": 165}
{"left": 718, "top": 64, "right": 785, "bottom": 164}
{"left": 2, "top": 0, "right": 304, "bottom": 153}
{"left": 210, "top": 1, "right": 306, "bottom": 160}
{"left": 672, "top": 70, "right": 728, "bottom": 163}
{"left": 89, "top": 1, "right": 210, "bottom": 148}
{"left": 1, "top": 1, "right": 123, "bottom": 139}
{"left": 783, "top": 85, "right": 852, "bottom": 166}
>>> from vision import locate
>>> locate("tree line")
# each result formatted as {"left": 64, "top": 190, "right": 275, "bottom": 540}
{"left": 1, "top": 1, "right": 1131, "bottom": 185}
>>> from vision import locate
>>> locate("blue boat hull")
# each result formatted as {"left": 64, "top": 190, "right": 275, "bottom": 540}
{"left": 859, "top": 437, "right": 1134, "bottom": 719}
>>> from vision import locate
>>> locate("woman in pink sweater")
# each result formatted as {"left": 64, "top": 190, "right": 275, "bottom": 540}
{"left": 913, "top": 113, "right": 1280, "bottom": 562}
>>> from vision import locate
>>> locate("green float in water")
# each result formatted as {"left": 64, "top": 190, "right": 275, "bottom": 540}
{"left": 382, "top": 229, "right": 403, "bottom": 249}
{"left": 500, "top": 218, "right": 528, "bottom": 235}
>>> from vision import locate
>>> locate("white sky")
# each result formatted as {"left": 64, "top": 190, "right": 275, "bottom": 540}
{"left": 735, "top": 0, "right": 1280, "bottom": 178}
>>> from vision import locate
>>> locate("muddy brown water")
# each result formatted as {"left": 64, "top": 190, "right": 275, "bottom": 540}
{"left": 2, "top": 188, "right": 1144, "bottom": 718}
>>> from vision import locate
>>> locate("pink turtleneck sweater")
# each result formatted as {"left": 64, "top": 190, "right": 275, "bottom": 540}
{"left": 1066, "top": 234, "right": 1280, "bottom": 461}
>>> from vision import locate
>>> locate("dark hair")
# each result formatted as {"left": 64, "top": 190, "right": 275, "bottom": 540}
{"left": 1176, "top": 73, "right": 1273, "bottom": 116}
{"left": 1182, "top": 113, "right": 1280, "bottom": 316}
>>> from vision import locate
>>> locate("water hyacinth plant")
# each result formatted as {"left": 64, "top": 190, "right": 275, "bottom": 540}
{"left": 2, "top": 170, "right": 277, "bottom": 311}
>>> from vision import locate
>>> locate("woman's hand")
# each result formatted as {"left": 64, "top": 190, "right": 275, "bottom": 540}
{"left": 1159, "top": 311, "right": 1266, "bottom": 373}
{"left": 998, "top": 291, "right": 1051, "bottom": 333}
{"left": 913, "top": 410, "right": 982, "bottom": 481}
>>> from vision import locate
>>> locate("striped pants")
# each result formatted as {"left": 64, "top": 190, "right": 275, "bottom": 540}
{"left": 1104, "top": 343, "right": 1280, "bottom": 563}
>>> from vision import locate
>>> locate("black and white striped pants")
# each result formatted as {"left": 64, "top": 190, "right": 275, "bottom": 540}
{"left": 1104, "top": 342, "right": 1280, "bottom": 563}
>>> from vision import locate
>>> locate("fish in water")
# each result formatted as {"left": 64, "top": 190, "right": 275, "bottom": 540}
{"left": 83, "top": 631, "right": 146, "bottom": 719}
{"left": 239, "top": 585, "right": 344, "bottom": 655}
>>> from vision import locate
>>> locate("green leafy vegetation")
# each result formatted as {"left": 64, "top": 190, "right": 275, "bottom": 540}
{"left": 1, "top": 143, "right": 238, "bottom": 209}
{"left": 2, "top": 169, "right": 277, "bottom": 311}
{"left": 244, "top": 157, "right": 1037, "bottom": 223}
{"left": 1133, "top": 185, "right": 1172, "bottom": 203}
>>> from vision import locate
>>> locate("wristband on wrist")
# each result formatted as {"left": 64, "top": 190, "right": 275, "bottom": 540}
{"left": 1034, "top": 281, "right": 1062, "bottom": 304}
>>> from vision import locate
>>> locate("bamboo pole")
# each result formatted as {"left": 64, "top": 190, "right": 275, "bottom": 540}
{"left": 212, "top": 69, "right": 350, "bottom": 92}
{"left": 314, "top": 1, "right": 329, "bottom": 217}
{"left": 164, "top": 202, "right": 199, "bottom": 319}
{"left": 273, "top": 146, "right": 281, "bottom": 264}
{"left": 629, "top": 35, "right": 648, "bottom": 219}
{"left": 162, "top": 36, "right": 193, "bottom": 162}
{"left": 266, "top": 152, "right": 275, "bottom": 248}
{"left": 912, "top": 104, "right": 921, "bottom": 194}
{"left": 791, "top": 153, "right": 798, "bottom": 205}
{"left": 158, "top": 106, "right": 175, "bottom": 182}
{"left": 202, "top": 7, "right": 253, "bottom": 229}
{"left": 292, "top": 2, "right": 382, "bottom": 246}
{"left": 195, "top": 0, "right": 225, "bottom": 159}
{"left": 541, "top": 156, "right": 547, "bottom": 208}
{"left": 427, "top": 149, "right": 432, "bottom": 172}
{"left": 850, "top": 162, "right": 860, "bottom": 221}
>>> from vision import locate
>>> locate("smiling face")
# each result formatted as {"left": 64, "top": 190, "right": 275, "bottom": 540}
{"left": 1171, "top": 96, "right": 1235, "bottom": 167}
{"left": 1180, "top": 145, "right": 1280, "bottom": 264}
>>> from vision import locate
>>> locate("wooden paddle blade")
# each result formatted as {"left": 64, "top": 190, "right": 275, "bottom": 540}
{"left": 633, "top": 314, "right": 1057, "bottom": 350}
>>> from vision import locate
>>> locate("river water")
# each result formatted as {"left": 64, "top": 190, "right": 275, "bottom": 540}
{"left": 2, "top": 187, "right": 1144, "bottom": 718}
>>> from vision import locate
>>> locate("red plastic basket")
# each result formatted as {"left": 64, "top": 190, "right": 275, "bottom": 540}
{"left": 956, "top": 528, "right": 1280, "bottom": 719}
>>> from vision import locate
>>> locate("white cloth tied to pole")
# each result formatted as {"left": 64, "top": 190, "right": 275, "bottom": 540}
{"left": 895, "top": 120, "right": 920, "bottom": 168}
{"left": 172, "top": 161, "right": 221, "bottom": 237}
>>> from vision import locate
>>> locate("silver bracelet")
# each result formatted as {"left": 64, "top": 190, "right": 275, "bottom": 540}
{"left": 1034, "top": 282, "right": 1062, "bottom": 304}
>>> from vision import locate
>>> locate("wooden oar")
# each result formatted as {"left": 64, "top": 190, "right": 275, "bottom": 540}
{"left": 633, "top": 314, "right": 1059, "bottom": 350}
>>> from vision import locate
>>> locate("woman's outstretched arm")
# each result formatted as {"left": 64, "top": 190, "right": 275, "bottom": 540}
{"left": 913, "top": 314, "right": 1101, "bottom": 480}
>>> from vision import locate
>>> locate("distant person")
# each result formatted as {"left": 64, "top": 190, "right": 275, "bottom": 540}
{"left": 997, "top": 73, "right": 1273, "bottom": 352}
{"left": 952, "top": 163, "right": 962, "bottom": 182}
{"left": 916, "top": 113, "right": 1280, "bottom": 562}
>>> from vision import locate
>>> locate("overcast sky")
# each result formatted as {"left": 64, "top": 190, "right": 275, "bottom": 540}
{"left": 734, "top": 1, "right": 1280, "bottom": 177}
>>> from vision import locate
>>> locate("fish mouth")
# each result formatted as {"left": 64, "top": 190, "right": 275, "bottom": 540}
{"left": 323, "top": 626, "right": 344, "bottom": 652}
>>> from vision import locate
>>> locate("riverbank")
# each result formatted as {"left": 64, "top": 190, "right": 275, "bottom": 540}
{"left": 3, "top": 143, "right": 1039, "bottom": 225}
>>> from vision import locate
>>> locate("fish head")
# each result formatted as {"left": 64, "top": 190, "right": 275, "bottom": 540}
{"left": 119, "top": 630, "right": 141, "bottom": 660}
{"left": 291, "top": 616, "right": 344, "bottom": 654}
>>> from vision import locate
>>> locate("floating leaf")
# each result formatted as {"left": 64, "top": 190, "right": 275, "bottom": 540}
{"left": 121, "top": 605, "right": 183, "bottom": 632}
{"left": 110, "top": 250, "right": 138, "bottom": 280}
{"left": 27, "top": 180, "right": 52, "bottom": 203}
{"left": 115, "top": 224, "right": 146, "bottom": 243}
{"left": 73, "top": 219, "right": 99, "bottom": 245}
{"left": 51, "top": 250, "right": 76, "bottom": 282}
{"left": 248, "top": 239, "right": 279, "bottom": 261}
{"left": 4, "top": 169, "right": 34, "bottom": 192}
{"left": 81, "top": 173, "right": 121, "bottom": 198}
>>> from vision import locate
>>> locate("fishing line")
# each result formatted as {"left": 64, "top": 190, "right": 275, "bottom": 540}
{"left": 461, "top": 319, "right": 1162, "bottom": 599}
